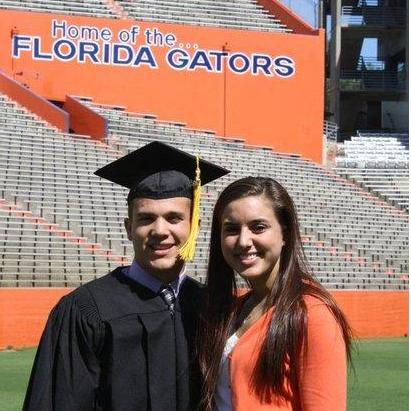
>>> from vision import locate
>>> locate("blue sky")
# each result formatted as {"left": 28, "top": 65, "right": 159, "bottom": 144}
{"left": 361, "top": 38, "right": 377, "bottom": 57}
{"left": 279, "top": 1, "right": 378, "bottom": 58}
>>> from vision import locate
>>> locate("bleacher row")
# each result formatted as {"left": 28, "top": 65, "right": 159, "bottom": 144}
{"left": 0, "top": 92, "right": 407, "bottom": 290}
{"left": 0, "top": 0, "right": 291, "bottom": 33}
{"left": 0, "top": 94, "right": 130, "bottom": 286}
{"left": 335, "top": 131, "right": 409, "bottom": 211}
{"left": 0, "top": 201, "right": 117, "bottom": 287}
{"left": 0, "top": 0, "right": 117, "bottom": 18}
{"left": 116, "top": 0, "right": 291, "bottom": 32}
{"left": 84, "top": 100, "right": 408, "bottom": 290}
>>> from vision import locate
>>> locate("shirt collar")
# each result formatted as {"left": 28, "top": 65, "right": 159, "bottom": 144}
{"left": 123, "top": 259, "right": 187, "bottom": 296}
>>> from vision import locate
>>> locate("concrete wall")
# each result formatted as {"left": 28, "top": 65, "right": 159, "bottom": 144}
{"left": 382, "top": 101, "right": 408, "bottom": 129}
{"left": 0, "top": 289, "right": 408, "bottom": 349}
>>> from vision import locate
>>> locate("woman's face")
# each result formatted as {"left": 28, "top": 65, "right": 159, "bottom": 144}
{"left": 220, "top": 194, "right": 284, "bottom": 287}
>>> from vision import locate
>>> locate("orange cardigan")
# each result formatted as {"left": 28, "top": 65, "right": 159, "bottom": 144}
{"left": 229, "top": 296, "right": 347, "bottom": 411}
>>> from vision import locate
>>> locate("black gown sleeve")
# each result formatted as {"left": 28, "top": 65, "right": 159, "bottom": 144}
{"left": 22, "top": 290, "right": 105, "bottom": 411}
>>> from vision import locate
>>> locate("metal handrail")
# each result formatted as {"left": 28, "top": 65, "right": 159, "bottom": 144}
{"left": 357, "top": 57, "right": 385, "bottom": 71}
{"left": 342, "top": 6, "right": 406, "bottom": 27}
{"left": 324, "top": 120, "right": 339, "bottom": 142}
{"left": 340, "top": 69, "right": 406, "bottom": 91}
{"left": 358, "top": 0, "right": 379, "bottom": 6}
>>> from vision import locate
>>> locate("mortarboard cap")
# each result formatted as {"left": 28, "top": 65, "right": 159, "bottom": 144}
{"left": 94, "top": 141, "right": 228, "bottom": 202}
{"left": 94, "top": 141, "right": 229, "bottom": 261}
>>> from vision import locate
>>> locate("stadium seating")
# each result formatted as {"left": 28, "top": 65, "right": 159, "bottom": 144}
{"left": 0, "top": 94, "right": 128, "bottom": 286}
{"left": 0, "top": 0, "right": 118, "bottom": 17}
{"left": 358, "top": 131, "right": 409, "bottom": 150}
{"left": 70, "top": 99, "right": 411, "bottom": 289}
{"left": 0, "top": 93, "right": 408, "bottom": 289}
{"left": 0, "top": 0, "right": 291, "bottom": 33}
{"left": 0, "top": 199, "right": 122, "bottom": 287}
{"left": 116, "top": 0, "right": 291, "bottom": 32}
{"left": 335, "top": 131, "right": 409, "bottom": 211}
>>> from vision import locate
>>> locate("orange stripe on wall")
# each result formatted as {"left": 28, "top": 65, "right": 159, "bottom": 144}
{"left": 0, "top": 288, "right": 71, "bottom": 349}
{"left": 332, "top": 291, "right": 409, "bottom": 338}
{"left": 0, "top": 289, "right": 407, "bottom": 349}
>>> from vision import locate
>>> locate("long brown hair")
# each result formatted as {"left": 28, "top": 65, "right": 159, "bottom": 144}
{"left": 198, "top": 177, "right": 352, "bottom": 410}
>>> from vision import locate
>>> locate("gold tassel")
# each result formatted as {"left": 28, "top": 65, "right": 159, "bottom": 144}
{"left": 178, "top": 155, "right": 201, "bottom": 262}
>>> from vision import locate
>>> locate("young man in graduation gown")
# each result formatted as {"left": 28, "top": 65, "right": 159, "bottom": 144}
{"left": 23, "top": 141, "right": 229, "bottom": 411}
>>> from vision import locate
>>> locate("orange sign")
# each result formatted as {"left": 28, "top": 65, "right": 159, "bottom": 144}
{"left": 0, "top": 10, "right": 325, "bottom": 162}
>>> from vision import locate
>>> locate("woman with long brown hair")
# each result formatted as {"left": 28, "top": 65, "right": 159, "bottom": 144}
{"left": 198, "top": 177, "right": 352, "bottom": 411}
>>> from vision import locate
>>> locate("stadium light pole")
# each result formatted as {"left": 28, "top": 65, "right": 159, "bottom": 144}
{"left": 329, "top": 0, "right": 341, "bottom": 129}
{"left": 318, "top": 0, "right": 324, "bottom": 29}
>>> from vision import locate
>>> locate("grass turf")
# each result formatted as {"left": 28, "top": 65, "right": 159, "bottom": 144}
{"left": 0, "top": 338, "right": 408, "bottom": 410}
{"left": 0, "top": 348, "right": 36, "bottom": 411}
{"left": 348, "top": 338, "right": 408, "bottom": 411}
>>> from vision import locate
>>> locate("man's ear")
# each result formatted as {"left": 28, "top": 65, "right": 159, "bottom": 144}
{"left": 124, "top": 218, "right": 132, "bottom": 241}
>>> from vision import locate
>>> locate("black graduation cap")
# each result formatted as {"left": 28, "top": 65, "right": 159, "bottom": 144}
{"left": 94, "top": 141, "right": 230, "bottom": 261}
{"left": 94, "top": 141, "right": 228, "bottom": 201}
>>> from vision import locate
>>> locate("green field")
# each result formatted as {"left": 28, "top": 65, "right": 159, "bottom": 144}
{"left": 0, "top": 348, "right": 35, "bottom": 411}
{"left": 347, "top": 338, "right": 408, "bottom": 411}
{"left": 0, "top": 338, "right": 408, "bottom": 410}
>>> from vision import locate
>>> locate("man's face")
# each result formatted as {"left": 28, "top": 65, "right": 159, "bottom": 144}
{"left": 125, "top": 197, "right": 191, "bottom": 283}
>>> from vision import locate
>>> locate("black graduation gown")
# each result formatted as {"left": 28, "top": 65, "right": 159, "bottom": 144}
{"left": 22, "top": 267, "right": 203, "bottom": 411}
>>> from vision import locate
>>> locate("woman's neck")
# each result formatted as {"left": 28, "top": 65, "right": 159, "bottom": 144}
{"left": 235, "top": 292, "right": 270, "bottom": 336}
{"left": 247, "top": 257, "right": 280, "bottom": 300}
{"left": 249, "top": 286, "right": 270, "bottom": 302}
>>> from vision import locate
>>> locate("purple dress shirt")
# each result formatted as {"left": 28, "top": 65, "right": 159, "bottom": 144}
{"left": 122, "top": 260, "right": 187, "bottom": 297}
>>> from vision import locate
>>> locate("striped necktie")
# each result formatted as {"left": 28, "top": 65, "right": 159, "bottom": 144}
{"left": 159, "top": 286, "right": 176, "bottom": 312}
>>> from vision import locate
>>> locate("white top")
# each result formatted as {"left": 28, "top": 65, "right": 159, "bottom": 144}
{"left": 214, "top": 333, "right": 239, "bottom": 411}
